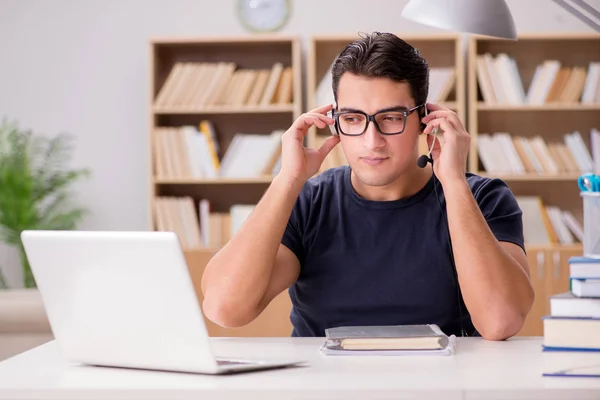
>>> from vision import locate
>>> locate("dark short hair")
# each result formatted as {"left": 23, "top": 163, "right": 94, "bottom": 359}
{"left": 332, "top": 32, "right": 429, "bottom": 108}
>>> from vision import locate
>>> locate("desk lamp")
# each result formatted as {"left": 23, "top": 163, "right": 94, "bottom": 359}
{"left": 401, "top": 0, "right": 600, "bottom": 39}
{"left": 400, "top": 0, "right": 518, "bottom": 40}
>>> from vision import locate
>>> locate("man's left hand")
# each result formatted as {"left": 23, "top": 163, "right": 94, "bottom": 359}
{"left": 421, "top": 103, "right": 470, "bottom": 187}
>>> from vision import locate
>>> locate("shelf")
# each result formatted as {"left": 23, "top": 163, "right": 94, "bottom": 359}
{"left": 478, "top": 173, "right": 581, "bottom": 181}
{"left": 477, "top": 103, "right": 600, "bottom": 111}
{"left": 152, "top": 104, "right": 295, "bottom": 115}
{"left": 148, "top": 35, "right": 303, "bottom": 293}
{"left": 150, "top": 35, "right": 301, "bottom": 45}
{"left": 183, "top": 247, "right": 220, "bottom": 255}
{"left": 155, "top": 177, "right": 274, "bottom": 185}
{"left": 470, "top": 32, "right": 600, "bottom": 41}
{"left": 309, "top": 33, "right": 463, "bottom": 41}
{"left": 468, "top": 33, "right": 600, "bottom": 174}
{"left": 467, "top": 34, "right": 598, "bottom": 337}
{"left": 525, "top": 243, "right": 583, "bottom": 251}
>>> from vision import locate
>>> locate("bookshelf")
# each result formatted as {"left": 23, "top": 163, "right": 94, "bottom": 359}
{"left": 467, "top": 33, "right": 600, "bottom": 336}
{"left": 307, "top": 33, "right": 465, "bottom": 174}
{"left": 145, "top": 33, "right": 599, "bottom": 338}
{"left": 148, "top": 35, "right": 302, "bottom": 337}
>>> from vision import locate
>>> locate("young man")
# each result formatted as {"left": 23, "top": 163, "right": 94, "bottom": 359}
{"left": 201, "top": 32, "right": 534, "bottom": 341}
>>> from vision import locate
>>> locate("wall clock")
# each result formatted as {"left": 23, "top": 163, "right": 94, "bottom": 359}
{"left": 237, "top": 0, "right": 292, "bottom": 33}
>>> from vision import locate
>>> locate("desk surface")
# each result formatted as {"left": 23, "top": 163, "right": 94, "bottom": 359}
{"left": 0, "top": 337, "right": 599, "bottom": 400}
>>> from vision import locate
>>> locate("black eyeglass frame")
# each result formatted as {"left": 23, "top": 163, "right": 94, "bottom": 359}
{"left": 330, "top": 103, "right": 426, "bottom": 136}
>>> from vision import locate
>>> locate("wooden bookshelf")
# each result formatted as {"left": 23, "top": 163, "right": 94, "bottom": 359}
{"left": 148, "top": 35, "right": 302, "bottom": 337}
{"left": 145, "top": 33, "right": 599, "bottom": 339}
{"left": 306, "top": 33, "right": 466, "bottom": 174}
{"left": 468, "top": 33, "right": 600, "bottom": 336}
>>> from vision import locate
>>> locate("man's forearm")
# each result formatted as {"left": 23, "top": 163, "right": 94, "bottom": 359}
{"left": 443, "top": 178, "right": 534, "bottom": 340}
{"left": 201, "top": 173, "right": 303, "bottom": 325}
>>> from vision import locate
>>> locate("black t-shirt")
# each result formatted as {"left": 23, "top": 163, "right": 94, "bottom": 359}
{"left": 281, "top": 165, "right": 525, "bottom": 337}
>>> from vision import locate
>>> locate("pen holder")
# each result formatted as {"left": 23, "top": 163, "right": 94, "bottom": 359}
{"left": 581, "top": 191, "right": 600, "bottom": 258}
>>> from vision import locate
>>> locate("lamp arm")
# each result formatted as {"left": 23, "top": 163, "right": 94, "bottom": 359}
{"left": 552, "top": 0, "right": 600, "bottom": 32}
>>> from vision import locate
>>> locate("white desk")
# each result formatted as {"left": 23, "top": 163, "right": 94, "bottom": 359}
{"left": 0, "top": 337, "right": 598, "bottom": 400}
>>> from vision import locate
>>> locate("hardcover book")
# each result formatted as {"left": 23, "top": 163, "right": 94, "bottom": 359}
{"left": 321, "top": 324, "right": 453, "bottom": 355}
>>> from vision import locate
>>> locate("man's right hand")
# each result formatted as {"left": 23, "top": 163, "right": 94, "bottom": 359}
{"left": 278, "top": 103, "right": 341, "bottom": 183}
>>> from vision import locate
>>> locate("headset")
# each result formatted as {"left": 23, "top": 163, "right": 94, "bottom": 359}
{"left": 417, "top": 106, "right": 437, "bottom": 168}
{"left": 328, "top": 104, "right": 468, "bottom": 337}
{"left": 328, "top": 110, "right": 339, "bottom": 136}
{"left": 418, "top": 105, "right": 468, "bottom": 337}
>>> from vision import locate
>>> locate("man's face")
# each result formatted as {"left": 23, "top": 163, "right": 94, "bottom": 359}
{"left": 335, "top": 72, "right": 422, "bottom": 188}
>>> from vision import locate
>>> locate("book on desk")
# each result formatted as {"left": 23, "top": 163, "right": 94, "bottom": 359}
{"left": 542, "top": 256, "right": 600, "bottom": 378}
{"left": 320, "top": 324, "right": 455, "bottom": 356}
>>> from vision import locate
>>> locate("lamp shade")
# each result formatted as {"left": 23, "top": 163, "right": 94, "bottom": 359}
{"left": 401, "top": 0, "right": 518, "bottom": 40}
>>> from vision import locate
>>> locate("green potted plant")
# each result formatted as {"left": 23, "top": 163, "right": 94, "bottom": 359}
{"left": 0, "top": 118, "right": 90, "bottom": 288}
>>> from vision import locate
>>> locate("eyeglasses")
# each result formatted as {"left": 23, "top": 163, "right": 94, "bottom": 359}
{"left": 331, "top": 104, "right": 425, "bottom": 136}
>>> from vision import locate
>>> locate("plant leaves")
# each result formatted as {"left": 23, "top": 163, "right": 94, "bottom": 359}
{"left": 0, "top": 118, "right": 90, "bottom": 285}
{"left": 0, "top": 267, "right": 7, "bottom": 289}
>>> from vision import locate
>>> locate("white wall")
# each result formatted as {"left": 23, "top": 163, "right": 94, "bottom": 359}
{"left": 0, "top": 0, "right": 597, "bottom": 287}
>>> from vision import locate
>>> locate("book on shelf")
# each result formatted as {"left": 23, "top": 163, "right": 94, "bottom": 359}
{"left": 477, "top": 128, "right": 599, "bottom": 176}
{"left": 154, "top": 61, "right": 293, "bottom": 110}
{"left": 314, "top": 65, "right": 454, "bottom": 108}
{"left": 427, "top": 67, "right": 455, "bottom": 104}
{"left": 153, "top": 196, "right": 256, "bottom": 250}
{"left": 153, "top": 122, "right": 282, "bottom": 180}
{"left": 219, "top": 130, "right": 282, "bottom": 179}
{"left": 542, "top": 256, "right": 600, "bottom": 378}
{"left": 516, "top": 196, "right": 583, "bottom": 246}
{"left": 476, "top": 53, "right": 600, "bottom": 105}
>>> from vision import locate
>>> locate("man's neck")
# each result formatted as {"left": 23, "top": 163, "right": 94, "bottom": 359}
{"left": 350, "top": 164, "right": 433, "bottom": 202}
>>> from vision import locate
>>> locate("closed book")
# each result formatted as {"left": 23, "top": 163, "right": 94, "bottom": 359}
{"left": 323, "top": 324, "right": 449, "bottom": 351}
{"left": 543, "top": 316, "right": 600, "bottom": 350}
{"left": 543, "top": 349, "right": 600, "bottom": 378}
{"left": 550, "top": 292, "right": 600, "bottom": 318}
{"left": 569, "top": 257, "right": 600, "bottom": 279}
{"left": 571, "top": 278, "right": 600, "bottom": 298}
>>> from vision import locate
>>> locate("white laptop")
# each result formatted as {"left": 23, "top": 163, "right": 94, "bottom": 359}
{"left": 20, "top": 229, "right": 305, "bottom": 374}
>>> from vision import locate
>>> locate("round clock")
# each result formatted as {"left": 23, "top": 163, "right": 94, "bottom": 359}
{"left": 237, "top": 0, "right": 292, "bottom": 33}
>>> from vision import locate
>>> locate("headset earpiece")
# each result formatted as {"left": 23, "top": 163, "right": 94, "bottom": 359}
{"left": 327, "top": 109, "right": 339, "bottom": 136}
{"left": 329, "top": 120, "right": 339, "bottom": 136}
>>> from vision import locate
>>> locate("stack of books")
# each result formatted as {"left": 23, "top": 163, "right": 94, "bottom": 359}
{"left": 542, "top": 256, "right": 600, "bottom": 378}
